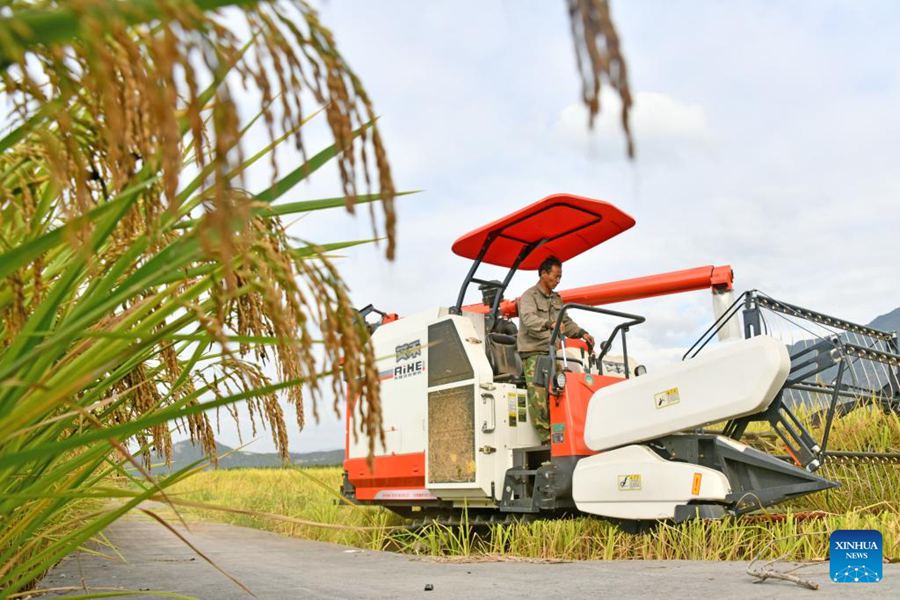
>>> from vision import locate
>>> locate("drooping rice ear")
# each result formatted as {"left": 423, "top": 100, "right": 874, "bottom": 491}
{"left": 0, "top": 0, "right": 396, "bottom": 256}
{"left": 567, "top": 0, "right": 635, "bottom": 159}
{"left": 0, "top": 0, "right": 397, "bottom": 461}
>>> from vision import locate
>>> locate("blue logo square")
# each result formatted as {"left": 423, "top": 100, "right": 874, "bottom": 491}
{"left": 830, "top": 529, "right": 883, "bottom": 583}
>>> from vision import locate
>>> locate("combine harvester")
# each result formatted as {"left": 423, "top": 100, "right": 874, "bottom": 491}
{"left": 342, "top": 194, "right": 899, "bottom": 523}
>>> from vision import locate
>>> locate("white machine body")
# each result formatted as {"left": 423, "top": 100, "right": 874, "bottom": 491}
{"left": 349, "top": 313, "right": 808, "bottom": 517}
{"left": 582, "top": 335, "right": 791, "bottom": 452}
{"left": 572, "top": 442, "right": 734, "bottom": 519}
{"left": 346, "top": 309, "right": 541, "bottom": 505}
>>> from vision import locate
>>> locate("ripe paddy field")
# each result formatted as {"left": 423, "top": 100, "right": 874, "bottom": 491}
{"left": 164, "top": 406, "right": 899, "bottom": 562}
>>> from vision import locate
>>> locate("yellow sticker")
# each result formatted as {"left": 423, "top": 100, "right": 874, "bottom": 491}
{"left": 691, "top": 472, "right": 702, "bottom": 496}
{"left": 654, "top": 387, "right": 681, "bottom": 409}
{"left": 617, "top": 474, "right": 642, "bottom": 491}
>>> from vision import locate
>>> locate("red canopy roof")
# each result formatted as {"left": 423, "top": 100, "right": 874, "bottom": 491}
{"left": 451, "top": 194, "right": 635, "bottom": 270}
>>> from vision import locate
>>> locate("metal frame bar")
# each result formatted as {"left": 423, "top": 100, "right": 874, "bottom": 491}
{"left": 485, "top": 241, "right": 543, "bottom": 330}
{"left": 546, "top": 303, "right": 645, "bottom": 394}
{"left": 452, "top": 233, "right": 495, "bottom": 313}
{"left": 786, "top": 381, "right": 894, "bottom": 403}
{"left": 839, "top": 343, "right": 900, "bottom": 368}
{"left": 754, "top": 295, "right": 895, "bottom": 343}
{"left": 820, "top": 358, "right": 846, "bottom": 456}
{"left": 682, "top": 291, "right": 750, "bottom": 360}
{"left": 784, "top": 338, "right": 840, "bottom": 385}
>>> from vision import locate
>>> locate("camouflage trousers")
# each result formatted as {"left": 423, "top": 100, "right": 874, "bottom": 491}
{"left": 522, "top": 355, "right": 550, "bottom": 443}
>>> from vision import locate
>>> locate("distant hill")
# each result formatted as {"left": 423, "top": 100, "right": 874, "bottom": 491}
{"left": 149, "top": 440, "right": 343, "bottom": 474}
{"left": 869, "top": 307, "right": 900, "bottom": 335}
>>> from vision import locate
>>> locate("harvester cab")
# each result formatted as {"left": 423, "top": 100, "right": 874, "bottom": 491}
{"left": 342, "top": 194, "right": 868, "bottom": 524}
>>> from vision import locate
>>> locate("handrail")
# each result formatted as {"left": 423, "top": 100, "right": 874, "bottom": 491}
{"left": 546, "top": 303, "right": 645, "bottom": 395}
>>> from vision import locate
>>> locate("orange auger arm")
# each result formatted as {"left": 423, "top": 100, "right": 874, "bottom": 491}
{"left": 463, "top": 265, "right": 734, "bottom": 318}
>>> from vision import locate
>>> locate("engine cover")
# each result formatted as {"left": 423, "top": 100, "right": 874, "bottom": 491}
{"left": 583, "top": 335, "right": 790, "bottom": 451}
{"left": 571, "top": 444, "right": 731, "bottom": 520}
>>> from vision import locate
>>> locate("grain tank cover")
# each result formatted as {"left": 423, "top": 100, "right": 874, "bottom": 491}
{"left": 451, "top": 193, "right": 635, "bottom": 270}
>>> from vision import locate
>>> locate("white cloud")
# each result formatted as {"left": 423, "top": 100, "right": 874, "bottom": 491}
{"left": 556, "top": 89, "right": 713, "bottom": 162}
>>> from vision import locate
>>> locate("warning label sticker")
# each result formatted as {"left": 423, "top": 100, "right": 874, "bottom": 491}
{"left": 517, "top": 391, "right": 527, "bottom": 423}
{"left": 508, "top": 393, "right": 517, "bottom": 427}
{"left": 617, "top": 474, "right": 642, "bottom": 491}
{"left": 654, "top": 387, "right": 681, "bottom": 409}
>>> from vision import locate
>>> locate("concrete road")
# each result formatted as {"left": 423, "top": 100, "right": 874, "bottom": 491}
{"left": 38, "top": 514, "right": 897, "bottom": 599}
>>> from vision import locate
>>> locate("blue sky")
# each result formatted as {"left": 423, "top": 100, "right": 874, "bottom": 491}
{"left": 211, "top": 1, "right": 900, "bottom": 453}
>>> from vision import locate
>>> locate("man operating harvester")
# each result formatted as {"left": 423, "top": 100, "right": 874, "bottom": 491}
{"left": 517, "top": 256, "right": 595, "bottom": 443}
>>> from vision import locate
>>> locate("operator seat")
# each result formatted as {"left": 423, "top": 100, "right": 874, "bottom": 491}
{"left": 478, "top": 279, "right": 524, "bottom": 383}
{"left": 486, "top": 318, "right": 523, "bottom": 383}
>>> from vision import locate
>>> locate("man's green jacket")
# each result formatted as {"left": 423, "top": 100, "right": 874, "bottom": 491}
{"left": 516, "top": 284, "right": 585, "bottom": 355}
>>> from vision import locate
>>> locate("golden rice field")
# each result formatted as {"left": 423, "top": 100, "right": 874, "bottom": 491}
{"left": 165, "top": 406, "right": 899, "bottom": 562}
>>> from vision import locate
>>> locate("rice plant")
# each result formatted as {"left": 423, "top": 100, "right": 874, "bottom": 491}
{"left": 0, "top": 1, "right": 398, "bottom": 595}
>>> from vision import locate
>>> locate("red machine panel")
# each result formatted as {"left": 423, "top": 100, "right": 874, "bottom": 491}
{"left": 549, "top": 372, "right": 621, "bottom": 458}
{"left": 343, "top": 452, "right": 430, "bottom": 501}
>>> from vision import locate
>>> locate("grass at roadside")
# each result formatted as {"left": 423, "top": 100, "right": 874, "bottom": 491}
{"left": 166, "top": 466, "right": 899, "bottom": 561}
{"left": 166, "top": 467, "right": 400, "bottom": 549}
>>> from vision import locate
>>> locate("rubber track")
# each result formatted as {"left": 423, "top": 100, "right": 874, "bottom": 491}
{"left": 400, "top": 510, "right": 543, "bottom": 530}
